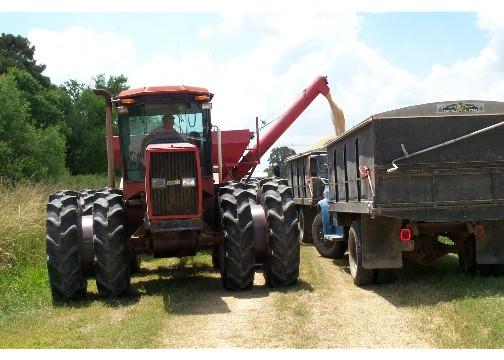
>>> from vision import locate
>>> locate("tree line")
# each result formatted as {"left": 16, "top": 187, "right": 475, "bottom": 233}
{"left": 0, "top": 33, "right": 297, "bottom": 182}
{"left": 0, "top": 33, "right": 128, "bottom": 182}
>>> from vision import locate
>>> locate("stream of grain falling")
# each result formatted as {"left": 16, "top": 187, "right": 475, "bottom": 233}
{"left": 324, "top": 91, "right": 345, "bottom": 136}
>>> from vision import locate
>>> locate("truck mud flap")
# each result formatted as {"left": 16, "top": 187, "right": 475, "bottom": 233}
{"left": 361, "top": 215, "right": 403, "bottom": 269}
{"left": 476, "top": 220, "right": 504, "bottom": 264}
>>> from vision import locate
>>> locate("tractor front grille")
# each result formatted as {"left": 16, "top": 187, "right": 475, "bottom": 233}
{"left": 149, "top": 151, "right": 198, "bottom": 216}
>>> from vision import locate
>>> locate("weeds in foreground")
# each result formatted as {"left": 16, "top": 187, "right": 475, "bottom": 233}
{"left": 0, "top": 175, "right": 107, "bottom": 316}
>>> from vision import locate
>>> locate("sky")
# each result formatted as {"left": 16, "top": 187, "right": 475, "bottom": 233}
{"left": 1, "top": 1, "right": 503, "bottom": 172}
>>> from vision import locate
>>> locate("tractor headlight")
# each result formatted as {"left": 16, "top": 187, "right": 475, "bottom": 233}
{"left": 182, "top": 177, "right": 196, "bottom": 187}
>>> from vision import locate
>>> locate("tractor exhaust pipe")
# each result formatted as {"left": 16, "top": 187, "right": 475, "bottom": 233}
{"left": 93, "top": 89, "right": 115, "bottom": 188}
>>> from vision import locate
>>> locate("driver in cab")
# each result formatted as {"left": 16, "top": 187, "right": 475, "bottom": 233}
{"left": 141, "top": 112, "right": 185, "bottom": 151}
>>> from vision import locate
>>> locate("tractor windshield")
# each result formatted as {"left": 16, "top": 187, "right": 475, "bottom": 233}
{"left": 118, "top": 102, "right": 212, "bottom": 181}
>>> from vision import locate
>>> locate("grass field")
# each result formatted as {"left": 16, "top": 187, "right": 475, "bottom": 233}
{"left": 1, "top": 177, "right": 504, "bottom": 348}
{"left": 0, "top": 175, "right": 108, "bottom": 316}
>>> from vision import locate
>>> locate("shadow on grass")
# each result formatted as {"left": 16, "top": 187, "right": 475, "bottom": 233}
{"left": 53, "top": 256, "right": 313, "bottom": 313}
{"left": 132, "top": 262, "right": 313, "bottom": 315}
{"left": 332, "top": 254, "right": 351, "bottom": 275}
{"left": 52, "top": 290, "right": 142, "bottom": 309}
{"left": 332, "top": 254, "right": 504, "bottom": 308}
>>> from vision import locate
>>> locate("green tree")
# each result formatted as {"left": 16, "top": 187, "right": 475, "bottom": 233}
{"left": 267, "top": 146, "right": 296, "bottom": 177}
{"left": 0, "top": 33, "right": 50, "bottom": 87}
{"left": 93, "top": 73, "right": 128, "bottom": 96}
{"left": 7, "top": 67, "right": 69, "bottom": 129}
{"left": 61, "top": 74, "right": 129, "bottom": 174}
{"left": 0, "top": 72, "right": 66, "bottom": 181}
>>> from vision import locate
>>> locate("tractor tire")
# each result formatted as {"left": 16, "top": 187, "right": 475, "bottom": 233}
{"left": 239, "top": 180, "right": 258, "bottom": 205}
{"left": 260, "top": 178, "right": 300, "bottom": 287}
{"left": 298, "top": 207, "right": 313, "bottom": 245}
{"left": 218, "top": 182, "right": 255, "bottom": 290}
{"left": 348, "top": 220, "right": 375, "bottom": 286}
{"left": 79, "top": 189, "right": 96, "bottom": 216}
{"left": 93, "top": 189, "right": 131, "bottom": 298}
{"left": 98, "top": 186, "right": 122, "bottom": 194}
{"left": 45, "top": 190, "right": 87, "bottom": 301}
{"left": 312, "top": 212, "right": 347, "bottom": 258}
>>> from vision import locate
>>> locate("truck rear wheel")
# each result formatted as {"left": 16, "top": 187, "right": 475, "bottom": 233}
{"left": 312, "top": 212, "right": 347, "bottom": 258}
{"left": 298, "top": 207, "right": 313, "bottom": 244}
{"left": 260, "top": 178, "right": 300, "bottom": 287}
{"left": 93, "top": 189, "right": 131, "bottom": 298}
{"left": 46, "top": 191, "right": 87, "bottom": 301}
{"left": 218, "top": 182, "right": 255, "bottom": 290}
{"left": 457, "top": 234, "right": 504, "bottom": 277}
{"left": 348, "top": 220, "right": 375, "bottom": 286}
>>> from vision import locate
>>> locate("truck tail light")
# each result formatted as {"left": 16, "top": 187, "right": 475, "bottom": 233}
{"left": 400, "top": 227, "right": 412, "bottom": 241}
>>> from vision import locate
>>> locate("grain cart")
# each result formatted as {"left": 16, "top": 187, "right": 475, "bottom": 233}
{"left": 45, "top": 75, "right": 335, "bottom": 300}
{"left": 324, "top": 100, "right": 504, "bottom": 286}
{"left": 286, "top": 148, "right": 328, "bottom": 244}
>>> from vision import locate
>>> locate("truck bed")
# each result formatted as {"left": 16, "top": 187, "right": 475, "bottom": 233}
{"left": 326, "top": 100, "right": 504, "bottom": 222}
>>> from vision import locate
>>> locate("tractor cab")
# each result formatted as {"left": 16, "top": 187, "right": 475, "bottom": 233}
{"left": 117, "top": 86, "right": 214, "bottom": 183}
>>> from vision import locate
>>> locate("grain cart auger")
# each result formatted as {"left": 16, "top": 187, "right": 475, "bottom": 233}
{"left": 45, "top": 76, "right": 332, "bottom": 300}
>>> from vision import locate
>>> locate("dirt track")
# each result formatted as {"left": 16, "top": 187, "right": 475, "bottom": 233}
{"left": 159, "top": 246, "right": 431, "bottom": 348}
{"left": 0, "top": 245, "right": 434, "bottom": 348}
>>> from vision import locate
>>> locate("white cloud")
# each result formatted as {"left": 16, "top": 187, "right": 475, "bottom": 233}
{"left": 26, "top": 10, "right": 504, "bottom": 172}
{"left": 28, "top": 26, "right": 136, "bottom": 86}
{"left": 128, "top": 52, "right": 214, "bottom": 89}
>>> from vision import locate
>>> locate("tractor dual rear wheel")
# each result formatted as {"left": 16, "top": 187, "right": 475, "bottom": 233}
{"left": 218, "top": 182, "right": 256, "bottom": 290}
{"left": 45, "top": 191, "right": 87, "bottom": 301}
{"left": 79, "top": 189, "right": 96, "bottom": 216}
{"left": 93, "top": 189, "right": 131, "bottom": 298}
{"left": 83, "top": 186, "right": 141, "bottom": 277}
{"left": 259, "top": 178, "right": 300, "bottom": 287}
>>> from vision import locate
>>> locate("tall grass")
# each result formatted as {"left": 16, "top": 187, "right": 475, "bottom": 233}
{"left": 1, "top": 182, "right": 49, "bottom": 270}
{"left": 0, "top": 175, "right": 107, "bottom": 315}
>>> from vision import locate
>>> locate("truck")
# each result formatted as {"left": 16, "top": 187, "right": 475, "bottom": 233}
{"left": 322, "top": 100, "right": 504, "bottom": 285}
{"left": 45, "top": 75, "right": 335, "bottom": 300}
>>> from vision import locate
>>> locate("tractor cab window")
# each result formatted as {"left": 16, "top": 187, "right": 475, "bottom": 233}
{"left": 118, "top": 102, "right": 211, "bottom": 181}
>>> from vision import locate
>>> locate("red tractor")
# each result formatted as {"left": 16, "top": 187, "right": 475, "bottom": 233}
{"left": 45, "top": 76, "right": 332, "bottom": 300}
